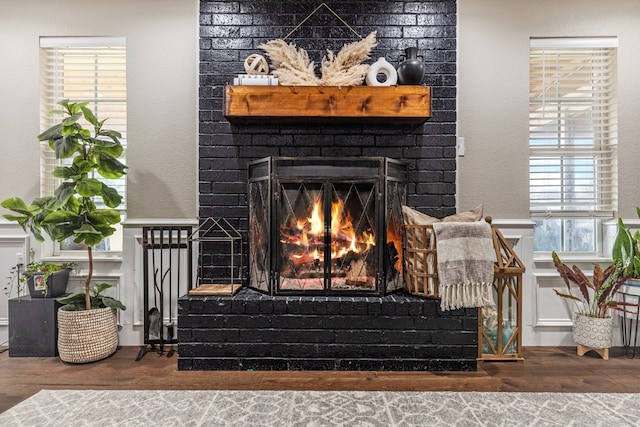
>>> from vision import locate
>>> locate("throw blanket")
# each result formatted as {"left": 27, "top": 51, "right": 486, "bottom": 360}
{"left": 432, "top": 221, "right": 496, "bottom": 311}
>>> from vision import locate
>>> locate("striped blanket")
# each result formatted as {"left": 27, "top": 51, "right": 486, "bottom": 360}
{"left": 432, "top": 221, "right": 496, "bottom": 311}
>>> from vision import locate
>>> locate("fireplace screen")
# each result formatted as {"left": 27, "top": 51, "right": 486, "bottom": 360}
{"left": 248, "top": 157, "right": 406, "bottom": 296}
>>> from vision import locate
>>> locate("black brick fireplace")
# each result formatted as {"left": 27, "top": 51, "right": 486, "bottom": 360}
{"left": 177, "top": 0, "right": 476, "bottom": 371}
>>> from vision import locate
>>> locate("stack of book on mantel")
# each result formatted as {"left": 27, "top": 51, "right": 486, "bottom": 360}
{"left": 233, "top": 74, "right": 279, "bottom": 85}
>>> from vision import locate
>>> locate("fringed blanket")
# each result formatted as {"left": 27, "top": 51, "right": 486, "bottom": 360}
{"left": 432, "top": 221, "right": 496, "bottom": 311}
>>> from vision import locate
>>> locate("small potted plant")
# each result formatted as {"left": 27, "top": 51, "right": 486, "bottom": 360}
{"left": 5, "top": 258, "right": 75, "bottom": 299}
{"left": 1, "top": 99, "right": 126, "bottom": 363}
{"left": 552, "top": 251, "right": 633, "bottom": 356}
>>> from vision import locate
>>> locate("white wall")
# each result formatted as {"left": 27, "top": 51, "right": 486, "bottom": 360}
{"left": 0, "top": 0, "right": 198, "bottom": 346}
{"left": 458, "top": 0, "right": 640, "bottom": 345}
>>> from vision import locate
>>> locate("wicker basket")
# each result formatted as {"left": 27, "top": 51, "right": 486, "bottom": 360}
{"left": 57, "top": 306, "right": 119, "bottom": 363}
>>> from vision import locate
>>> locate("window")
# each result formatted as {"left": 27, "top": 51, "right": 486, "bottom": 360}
{"left": 40, "top": 37, "right": 127, "bottom": 254}
{"left": 529, "top": 37, "right": 618, "bottom": 253}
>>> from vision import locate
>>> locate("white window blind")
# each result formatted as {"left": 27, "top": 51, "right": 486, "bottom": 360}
{"left": 39, "top": 37, "right": 127, "bottom": 252}
{"left": 529, "top": 38, "right": 618, "bottom": 218}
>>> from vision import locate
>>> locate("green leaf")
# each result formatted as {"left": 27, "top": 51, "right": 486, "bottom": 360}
{"left": 41, "top": 210, "right": 79, "bottom": 224}
{"left": 67, "top": 101, "right": 88, "bottom": 115}
{"left": 76, "top": 178, "right": 103, "bottom": 197}
{"left": 93, "top": 139, "right": 123, "bottom": 158}
{"left": 73, "top": 223, "right": 105, "bottom": 247}
{"left": 97, "top": 129, "right": 122, "bottom": 144}
{"left": 53, "top": 135, "right": 81, "bottom": 159}
{"left": 48, "top": 182, "right": 76, "bottom": 210}
{"left": 1, "top": 197, "right": 37, "bottom": 216}
{"left": 81, "top": 106, "right": 100, "bottom": 128}
{"left": 52, "top": 166, "right": 78, "bottom": 179}
{"left": 89, "top": 209, "right": 121, "bottom": 225}
{"left": 50, "top": 222, "right": 78, "bottom": 242}
{"left": 72, "top": 158, "right": 95, "bottom": 175}
{"left": 93, "top": 283, "right": 113, "bottom": 294}
{"left": 100, "top": 296, "right": 126, "bottom": 311}
{"left": 94, "top": 152, "right": 127, "bottom": 179}
{"left": 101, "top": 184, "right": 123, "bottom": 208}
{"left": 613, "top": 217, "right": 635, "bottom": 272}
{"left": 2, "top": 214, "right": 28, "bottom": 222}
{"left": 37, "top": 123, "right": 63, "bottom": 142}
{"left": 92, "top": 223, "right": 116, "bottom": 237}
{"left": 62, "top": 111, "right": 83, "bottom": 126}
{"left": 56, "top": 290, "right": 86, "bottom": 306}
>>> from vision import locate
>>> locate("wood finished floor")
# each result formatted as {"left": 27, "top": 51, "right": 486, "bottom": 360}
{"left": 1, "top": 346, "right": 640, "bottom": 413}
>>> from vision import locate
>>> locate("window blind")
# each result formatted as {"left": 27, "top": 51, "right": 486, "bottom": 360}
{"left": 529, "top": 38, "right": 617, "bottom": 218}
{"left": 39, "top": 37, "right": 127, "bottom": 211}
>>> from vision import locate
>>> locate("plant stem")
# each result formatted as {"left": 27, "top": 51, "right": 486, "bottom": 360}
{"left": 86, "top": 246, "right": 93, "bottom": 310}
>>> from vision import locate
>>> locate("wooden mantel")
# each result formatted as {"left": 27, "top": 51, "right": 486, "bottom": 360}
{"left": 224, "top": 85, "right": 431, "bottom": 125}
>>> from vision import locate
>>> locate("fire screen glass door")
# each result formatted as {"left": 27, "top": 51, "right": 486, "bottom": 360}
{"left": 279, "top": 182, "right": 327, "bottom": 291}
{"left": 277, "top": 181, "right": 378, "bottom": 293}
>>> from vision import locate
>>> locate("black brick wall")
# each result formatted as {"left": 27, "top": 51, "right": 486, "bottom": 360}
{"left": 178, "top": 288, "right": 477, "bottom": 371}
{"left": 193, "top": 1, "right": 468, "bottom": 371}
{"left": 199, "top": 0, "right": 457, "bottom": 248}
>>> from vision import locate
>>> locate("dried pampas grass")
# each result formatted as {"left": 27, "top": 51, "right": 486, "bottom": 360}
{"left": 321, "top": 31, "right": 377, "bottom": 86}
{"left": 258, "top": 31, "right": 378, "bottom": 86}
{"left": 258, "top": 39, "right": 321, "bottom": 86}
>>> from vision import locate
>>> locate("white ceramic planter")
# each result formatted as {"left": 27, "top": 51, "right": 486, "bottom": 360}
{"left": 573, "top": 313, "right": 613, "bottom": 349}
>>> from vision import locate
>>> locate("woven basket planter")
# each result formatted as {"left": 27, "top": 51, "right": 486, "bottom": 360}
{"left": 572, "top": 313, "right": 613, "bottom": 349}
{"left": 57, "top": 306, "right": 119, "bottom": 363}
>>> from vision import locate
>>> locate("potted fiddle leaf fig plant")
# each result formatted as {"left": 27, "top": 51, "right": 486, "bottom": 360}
{"left": 1, "top": 99, "right": 126, "bottom": 363}
{"left": 552, "top": 251, "right": 633, "bottom": 357}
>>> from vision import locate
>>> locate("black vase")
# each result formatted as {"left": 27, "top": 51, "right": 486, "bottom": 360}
{"left": 396, "top": 47, "right": 425, "bottom": 85}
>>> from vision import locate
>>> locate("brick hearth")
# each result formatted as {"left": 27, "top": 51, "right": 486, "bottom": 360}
{"left": 177, "top": 288, "right": 477, "bottom": 371}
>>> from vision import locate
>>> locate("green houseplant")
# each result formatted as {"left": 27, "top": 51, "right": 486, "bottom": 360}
{"left": 1, "top": 99, "right": 126, "bottom": 362}
{"left": 6, "top": 259, "right": 76, "bottom": 299}
{"left": 612, "top": 207, "right": 640, "bottom": 281}
{"left": 552, "top": 251, "right": 632, "bottom": 354}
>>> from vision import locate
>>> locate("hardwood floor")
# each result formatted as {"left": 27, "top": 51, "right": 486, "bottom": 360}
{"left": 1, "top": 346, "right": 640, "bottom": 413}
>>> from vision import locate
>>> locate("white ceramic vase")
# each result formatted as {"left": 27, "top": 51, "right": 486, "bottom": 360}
{"left": 366, "top": 57, "right": 398, "bottom": 86}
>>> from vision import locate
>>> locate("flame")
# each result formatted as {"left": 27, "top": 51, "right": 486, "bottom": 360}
{"left": 282, "top": 196, "right": 377, "bottom": 265}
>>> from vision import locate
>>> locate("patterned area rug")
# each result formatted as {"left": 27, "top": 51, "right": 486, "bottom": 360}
{"left": 1, "top": 390, "right": 639, "bottom": 426}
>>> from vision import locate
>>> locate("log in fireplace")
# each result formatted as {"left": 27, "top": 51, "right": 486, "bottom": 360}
{"left": 247, "top": 157, "right": 407, "bottom": 296}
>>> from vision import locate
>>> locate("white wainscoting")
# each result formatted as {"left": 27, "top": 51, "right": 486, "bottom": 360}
{"left": 0, "top": 225, "right": 30, "bottom": 346}
{"left": 1, "top": 218, "right": 636, "bottom": 348}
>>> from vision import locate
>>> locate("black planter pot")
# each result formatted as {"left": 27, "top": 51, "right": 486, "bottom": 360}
{"left": 26, "top": 268, "right": 71, "bottom": 298}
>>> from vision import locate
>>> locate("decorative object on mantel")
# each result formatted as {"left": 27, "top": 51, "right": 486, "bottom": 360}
{"left": 232, "top": 74, "right": 279, "bottom": 86}
{"left": 243, "top": 53, "right": 269, "bottom": 75}
{"left": 188, "top": 217, "right": 243, "bottom": 296}
{"left": 365, "top": 57, "right": 398, "bottom": 87}
{"left": 396, "top": 47, "right": 426, "bottom": 85}
{"left": 258, "top": 2, "right": 377, "bottom": 86}
{"left": 259, "top": 32, "right": 376, "bottom": 86}
{"left": 224, "top": 85, "right": 431, "bottom": 125}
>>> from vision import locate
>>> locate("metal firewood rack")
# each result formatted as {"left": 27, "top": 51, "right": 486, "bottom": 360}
{"left": 136, "top": 225, "right": 193, "bottom": 361}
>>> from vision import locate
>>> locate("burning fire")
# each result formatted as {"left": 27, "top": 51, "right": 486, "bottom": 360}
{"left": 282, "top": 196, "right": 375, "bottom": 265}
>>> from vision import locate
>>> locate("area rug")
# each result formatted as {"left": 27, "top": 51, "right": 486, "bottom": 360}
{"left": 1, "top": 390, "right": 639, "bottom": 426}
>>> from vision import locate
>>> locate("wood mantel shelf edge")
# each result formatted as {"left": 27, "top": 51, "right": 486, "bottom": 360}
{"left": 224, "top": 85, "right": 431, "bottom": 125}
